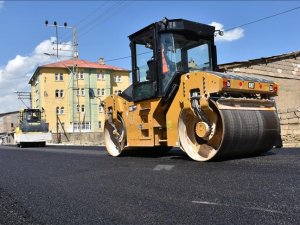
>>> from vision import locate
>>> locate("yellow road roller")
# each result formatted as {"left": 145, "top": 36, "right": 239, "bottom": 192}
{"left": 14, "top": 109, "right": 52, "bottom": 147}
{"left": 103, "top": 18, "right": 280, "bottom": 161}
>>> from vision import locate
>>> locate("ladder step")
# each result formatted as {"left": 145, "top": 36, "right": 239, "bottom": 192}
{"left": 140, "top": 108, "right": 150, "bottom": 111}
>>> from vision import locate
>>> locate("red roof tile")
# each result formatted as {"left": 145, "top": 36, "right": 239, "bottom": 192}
{"left": 41, "top": 59, "right": 129, "bottom": 72}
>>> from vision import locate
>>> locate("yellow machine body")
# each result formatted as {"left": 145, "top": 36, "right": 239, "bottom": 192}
{"left": 104, "top": 71, "right": 280, "bottom": 161}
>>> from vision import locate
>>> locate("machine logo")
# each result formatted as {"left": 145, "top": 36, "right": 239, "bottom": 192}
{"left": 248, "top": 82, "right": 255, "bottom": 89}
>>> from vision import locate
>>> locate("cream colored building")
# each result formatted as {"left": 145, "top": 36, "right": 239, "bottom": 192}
{"left": 0, "top": 111, "right": 19, "bottom": 144}
{"left": 29, "top": 58, "right": 130, "bottom": 137}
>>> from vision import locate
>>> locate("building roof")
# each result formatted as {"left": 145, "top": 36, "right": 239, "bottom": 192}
{"left": 219, "top": 50, "right": 300, "bottom": 70}
{"left": 0, "top": 111, "right": 19, "bottom": 118}
{"left": 29, "top": 58, "right": 130, "bottom": 84}
{"left": 41, "top": 59, "right": 129, "bottom": 71}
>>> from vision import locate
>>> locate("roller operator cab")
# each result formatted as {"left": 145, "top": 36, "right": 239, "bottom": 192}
{"left": 104, "top": 18, "right": 281, "bottom": 161}
{"left": 14, "top": 109, "right": 52, "bottom": 148}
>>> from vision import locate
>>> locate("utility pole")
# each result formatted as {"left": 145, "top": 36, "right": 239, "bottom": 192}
{"left": 45, "top": 20, "right": 78, "bottom": 59}
{"left": 56, "top": 114, "right": 59, "bottom": 143}
{"left": 72, "top": 27, "right": 78, "bottom": 59}
{"left": 44, "top": 20, "right": 80, "bottom": 143}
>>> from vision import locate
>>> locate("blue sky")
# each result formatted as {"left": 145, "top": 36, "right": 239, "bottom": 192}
{"left": 0, "top": 1, "right": 299, "bottom": 112}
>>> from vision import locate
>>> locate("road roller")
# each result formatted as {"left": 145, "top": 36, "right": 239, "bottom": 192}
{"left": 103, "top": 18, "right": 281, "bottom": 161}
{"left": 14, "top": 108, "right": 52, "bottom": 147}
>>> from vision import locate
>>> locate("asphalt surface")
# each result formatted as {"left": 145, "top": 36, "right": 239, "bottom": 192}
{"left": 0, "top": 145, "right": 299, "bottom": 225}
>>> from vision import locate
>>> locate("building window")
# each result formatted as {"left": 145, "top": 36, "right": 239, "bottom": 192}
{"left": 80, "top": 72, "right": 84, "bottom": 79}
{"left": 97, "top": 73, "right": 103, "bottom": 80}
{"left": 73, "top": 122, "right": 91, "bottom": 131}
{"left": 114, "top": 75, "right": 121, "bottom": 83}
{"left": 73, "top": 122, "right": 79, "bottom": 131}
{"left": 55, "top": 73, "right": 59, "bottom": 81}
{"left": 97, "top": 88, "right": 100, "bottom": 96}
{"left": 55, "top": 90, "right": 59, "bottom": 97}
{"left": 99, "top": 105, "right": 103, "bottom": 113}
{"left": 76, "top": 105, "right": 80, "bottom": 112}
{"left": 77, "top": 89, "right": 80, "bottom": 96}
{"left": 97, "top": 73, "right": 105, "bottom": 80}
{"left": 81, "top": 122, "right": 91, "bottom": 131}
{"left": 81, "top": 88, "right": 85, "bottom": 96}
{"left": 55, "top": 90, "right": 64, "bottom": 98}
{"left": 101, "top": 88, "right": 105, "bottom": 96}
{"left": 55, "top": 73, "right": 63, "bottom": 81}
{"left": 81, "top": 105, "right": 85, "bottom": 112}
{"left": 98, "top": 121, "right": 102, "bottom": 128}
{"left": 56, "top": 107, "right": 64, "bottom": 114}
{"left": 114, "top": 90, "right": 118, "bottom": 94}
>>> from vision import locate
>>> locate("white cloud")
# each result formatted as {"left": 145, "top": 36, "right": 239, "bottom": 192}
{"left": 0, "top": 94, "right": 23, "bottom": 113}
{"left": 0, "top": 38, "right": 72, "bottom": 113}
{"left": 210, "top": 22, "right": 244, "bottom": 42}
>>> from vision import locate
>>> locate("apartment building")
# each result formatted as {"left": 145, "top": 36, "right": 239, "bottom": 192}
{"left": 29, "top": 58, "right": 130, "bottom": 140}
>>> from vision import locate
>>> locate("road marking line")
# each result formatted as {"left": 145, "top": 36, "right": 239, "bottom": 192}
{"left": 246, "top": 206, "right": 282, "bottom": 214}
{"left": 192, "top": 201, "right": 221, "bottom": 205}
{"left": 153, "top": 164, "right": 175, "bottom": 171}
{"left": 192, "top": 201, "right": 283, "bottom": 214}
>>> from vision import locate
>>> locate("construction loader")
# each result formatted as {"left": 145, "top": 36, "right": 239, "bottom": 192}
{"left": 103, "top": 18, "right": 280, "bottom": 161}
{"left": 14, "top": 109, "right": 52, "bottom": 147}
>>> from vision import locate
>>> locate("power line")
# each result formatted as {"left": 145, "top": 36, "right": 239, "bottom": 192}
{"left": 105, "top": 51, "right": 152, "bottom": 63}
{"left": 74, "top": 1, "right": 110, "bottom": 27}
{"left": 105, "top": 55, "right": 131, "bottom": 63}
{"left": 104, "top": 6, "right": 300, "bottom": 63}
{"left": 78, "top": 1, "right": 129, "bottom": 39}
{"left": 225, "top": 6, "right": 300, "bottom": 31}
{"left": 78, "top": 1, "right": 122, "bottom": 38}
{"left": 58, "top": 1, "right": 111, "bottom": 42}
{"left": 58, "top": 1, "right": 127, "bottom": 42}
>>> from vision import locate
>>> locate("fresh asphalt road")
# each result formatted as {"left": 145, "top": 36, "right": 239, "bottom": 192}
{"left": 0, "top": 145, "right": 299, "bottom": 225}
